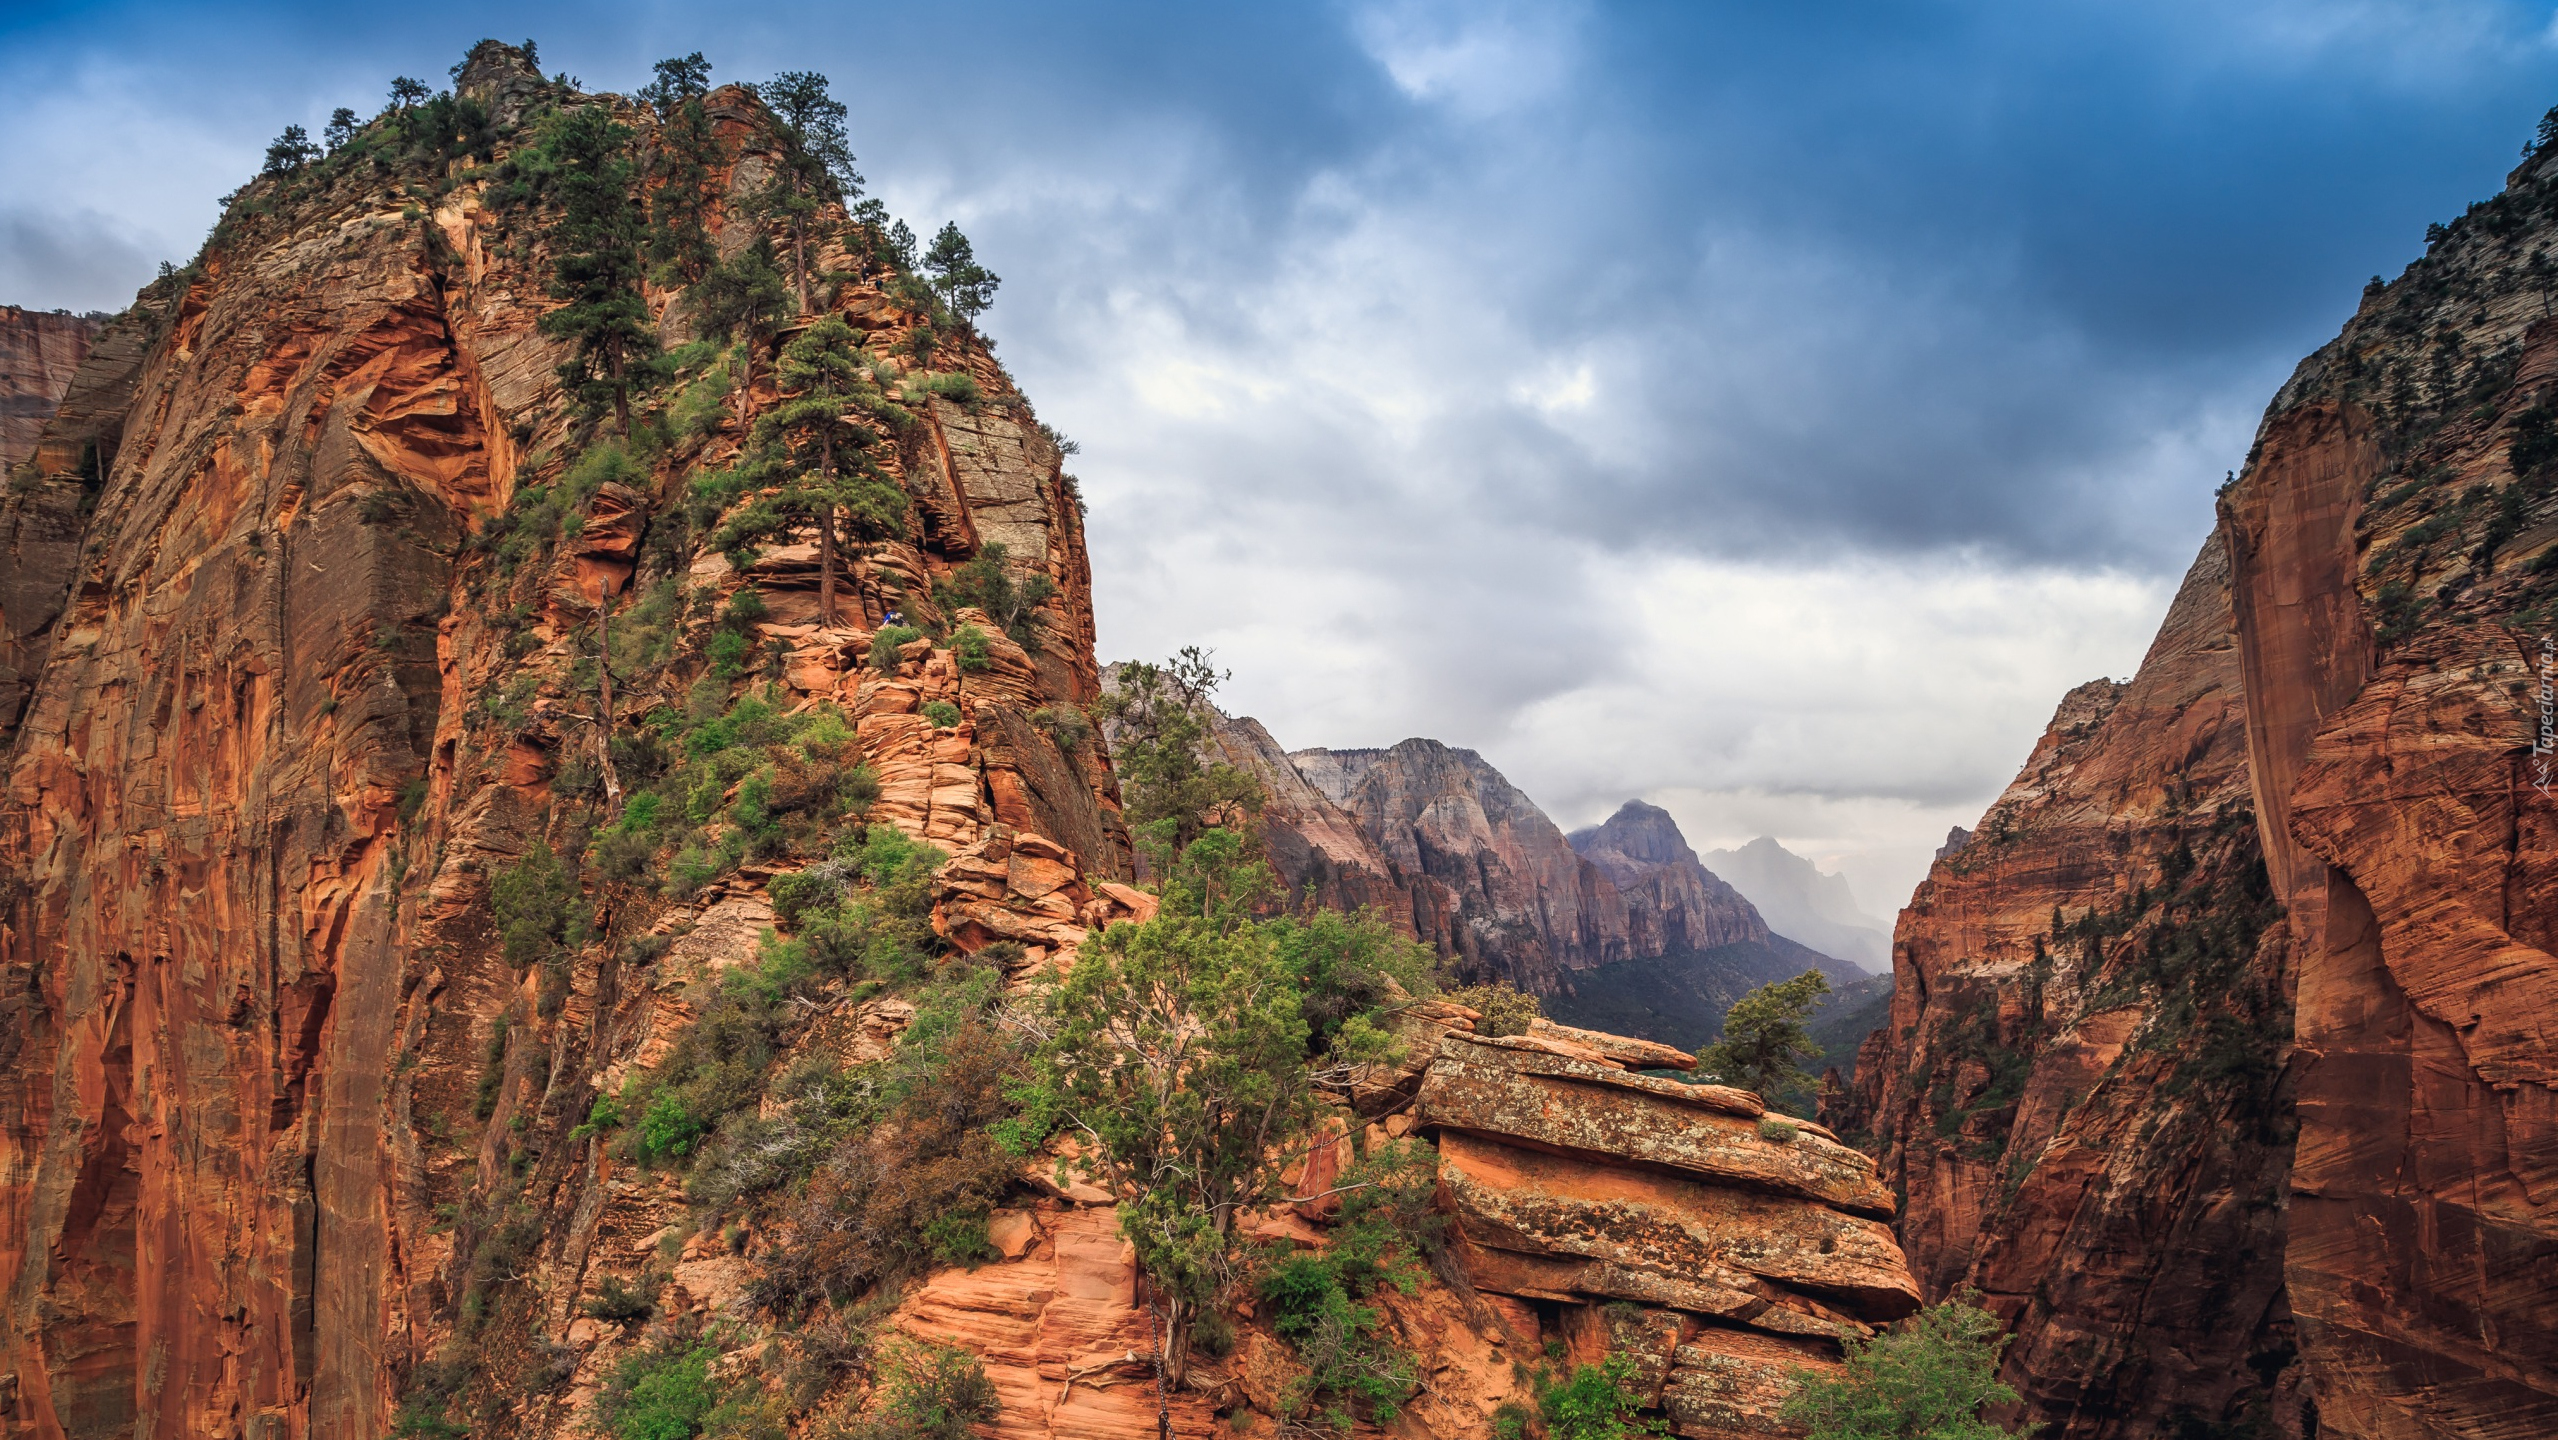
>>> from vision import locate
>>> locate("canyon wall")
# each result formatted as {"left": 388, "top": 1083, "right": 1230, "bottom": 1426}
{"left": 1848, "top": 134, "right": 2558, "bottom": 1439}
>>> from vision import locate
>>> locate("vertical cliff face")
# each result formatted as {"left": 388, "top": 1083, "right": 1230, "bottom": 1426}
{"left": 1839, "top": 534, "right": 2302, "bottom": 1439}
{"left": 0, "top": 45, "right": 1131, "bottom": 1439}
{"left": 1851, "top": 132, "right": 2558, "bottom": 1439}
{"left": 0, "top": 307, "right": 102, "bottom": 470}
{"left": 2222, "top": 149, "right": 2558, "bottom": 1437}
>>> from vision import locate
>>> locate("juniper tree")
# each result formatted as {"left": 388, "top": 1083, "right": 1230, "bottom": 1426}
{"left": 922, "top": 222, "right": 1000, "bottom": 331}
{"left": 538, "top": 106, "right": 661, "bottom": 433}
{"left": 1094, "top": 649, "right": 1262, "bottom": 860}
{"left": 1008, "top": 828, "right": 1427, "bottom": 1398}
{"left": 714, "top": 316, "right": 907, "bottom": 626}
{"left": 753, "top": 71, "right": 862, "bottom": 313}
{"left": 1699, "top": 970, "right": 1831, "bottom": 1106}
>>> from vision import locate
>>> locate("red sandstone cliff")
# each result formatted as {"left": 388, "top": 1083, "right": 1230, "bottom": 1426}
{"left": 1848, "top": 127, "right": 2558, "bottom": 1440}
{"left": 0, "top": 43, "right": 1918, "bottom": 1440}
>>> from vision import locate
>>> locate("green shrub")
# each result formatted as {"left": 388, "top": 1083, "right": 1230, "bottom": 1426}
{"left": 1782, "top": 1294, "right": 2026, "bottom": 1440}
{"left": 595, "top": 1337, "right": 720, "bottom": 1440}
{"left": 1444, "top": 981, "right": 1540, "bottom": 1037}
{"left": 708, "top": 629, "right": 751, "bottom": 678}
{"left": 1028, "top": 703, "right": 1092, "bottom": 753}
{"left": 491, "top": 841, "right": 583, "bottom": 969}
{"left": 921, "top": 700, "right": 961, "bottom": 729}
{"left": 869, "top": 624, "right": 924, "bottom": 670}
{"left": 844, "top": 1343, "right": 998, "bottom": 1440}
{"left": 934, "top": 542, "right": 1055, "bottom": 649}
{"left": 1538, "top": 1357, "right": 1664, "bottom": 1440}
{"left": 769, "top": 866, "right": 847, "bottom": 926}
{"left": 572, "top": 1091, "right": 626, "bottom": 1142}
{"left": 952, "top": 624, "right": 993, "bottom": 674}
{"left": 473, "top": 1016, "right": 510, "bottom": 1121}
{"left": 900, "top": 371, "right": 982, "bottom": 407}
{"left": 583, "top": 1271, "right": 659, "bottom": 1323}
{"left": 640, "top": 1089, "right": 712, "bottom": 1164}
{"left": 1759, "top": 1117, "right": 1799, "bottom": 1144}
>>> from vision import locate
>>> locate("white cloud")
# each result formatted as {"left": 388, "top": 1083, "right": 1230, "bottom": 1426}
{"left": 1350, "top": 0, "right": 1585, "bottom": 119}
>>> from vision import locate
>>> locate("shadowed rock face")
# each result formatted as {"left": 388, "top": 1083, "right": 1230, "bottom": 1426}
{"left": 1568, "top": 801, "right": 1773, "bottom": 961}
{"left": 1850, "top": 135, "right": 2558, "bottom": 1440}
{"left": 1837, "top": 534, "right": 2305, "bottom": 1439}
{"left": 0, "top": 306, "right": 101, "bottom": 470}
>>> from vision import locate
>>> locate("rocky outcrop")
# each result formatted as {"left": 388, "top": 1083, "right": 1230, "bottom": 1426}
{"left": 877, "top": 1005, "right": 1922, "bottom": 1440}
{"left": 0, "top": 306, "right": 102, "bottom": 469}
{"left": 1415, "top": 1026, "right": 1917, "bottom": 1438}
{"left": 1849, "top": 123, "right": 2558, "bottom": 1440}
{"left": 0, "top": 43, "right": 1130, "bottom": 1440}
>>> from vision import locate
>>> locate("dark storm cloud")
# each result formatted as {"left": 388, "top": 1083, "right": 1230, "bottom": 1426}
{"left": 6, "top": 0, "right": 2556, "bottom": 905}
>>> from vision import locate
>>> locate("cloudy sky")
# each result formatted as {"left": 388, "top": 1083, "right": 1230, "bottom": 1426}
{"left": 6, "top": 1, "right": 2555, "bottom": 913}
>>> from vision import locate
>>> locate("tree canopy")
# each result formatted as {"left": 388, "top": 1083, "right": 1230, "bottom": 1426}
{"left": 536, "top": 106, "right": 661, "bottom": 432}
{"left": 1007, "top": 827, "right": 1432, "bottom": 1391}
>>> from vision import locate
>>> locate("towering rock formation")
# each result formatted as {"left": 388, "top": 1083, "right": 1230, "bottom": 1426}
{"left": 1568, "top": 801, "right": 1768, "bottom": 961}
{"left": 1849, "top": 124, "right": 2558, "bottom": 1439}
{"left": 1288, "top": 739, "right": 1627, "bottom": 993}
{"left": 0, "top": 306, "right": 102, "bottom": 469}
{"left": 0, "top": 45, "right": 1136, "bottom": 1439}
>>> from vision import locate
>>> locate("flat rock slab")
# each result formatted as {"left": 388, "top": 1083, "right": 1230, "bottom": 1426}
{"left": 1416, "top": 1034, "right": 1895, "bottom": 1218}
{"left": 1440, "top": 1133, "right": 1919, "bottom": 1330}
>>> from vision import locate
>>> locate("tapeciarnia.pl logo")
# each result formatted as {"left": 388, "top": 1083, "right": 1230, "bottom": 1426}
{"left": 2536, "top": 636, "right": 2556, "bottom": 797}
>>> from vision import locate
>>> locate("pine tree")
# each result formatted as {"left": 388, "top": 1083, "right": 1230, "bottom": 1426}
{"left": 263, "top": 125, "right": 320, "bottom": 175}
{"left": 323, "top": 107, "right": 360, "bottom": 153}
{"left": 752, "top": 71, "right": 862, "bottom": 314}
{"left": 922, "top": 222, "right": 1001, "bottom": 331}
{"left": 643, "top": 53, "right": 725, "bottom": 284}
{"left": 390, "top": 76, "right": 430, "bottom": 108}
{"left": 714, "top": 316, "right": 907, "bottom": 626}
{"left": 538, "top": 107, "right": 660, "bottom": 434}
